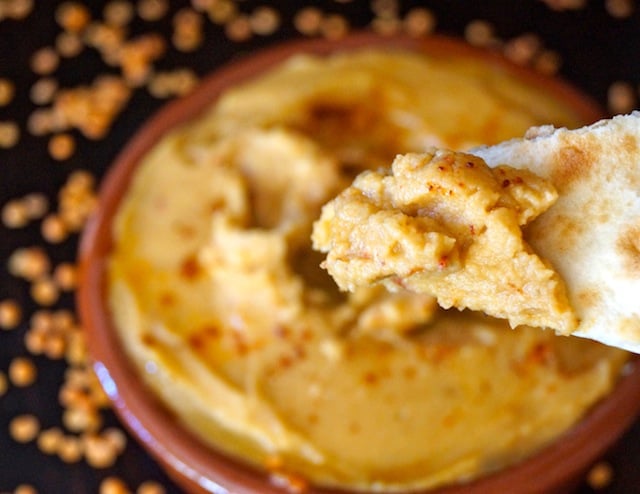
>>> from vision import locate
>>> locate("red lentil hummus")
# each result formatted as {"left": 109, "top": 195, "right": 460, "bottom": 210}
{"left": 108, "top": 49, "right": 628, "bottom": 492}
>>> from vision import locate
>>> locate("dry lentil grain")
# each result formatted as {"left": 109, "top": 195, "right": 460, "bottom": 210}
{"left": 104, "top": 0, "right": 135, "bottom": 27}
{"left": 0, "top": 299, "right": 22, "bottom": 330}
{"left": 9, "top": 414, "right": 40, "bottom": 443}
{"left": 42, "top": 214, "right": 69, "bottom": 244}
{"left": 55, "top": 2, "right": 91, "bottom": 32}
{"left": 608, "top": 80, "right": 636, "bottom": 114}
{"left": 84, "top": 434, "right": 120, "bottom": 468}
{"left": 205, "top": 0, "right": 237, "bottom": 24}
{"left": 57, "top": 434, "right": 83, "bottom": 463}
{"left": 464, "top": 19, "right": 495, "bottom": 47}
{"left": 37, "top": 427, "right": 64, "bottom": 455}
{"left": 587, "top": 461, "right": 614, "bottom": 489}
{"left": 27, "top": 109, "right": 54, "bottom": 136}
{"left": 100, "top": 477, "right": 131, "bottom": 494}
{"left": 48, "top": 133, "right": 76, "bottom": 161}
{"left": 30, "top": 78, "right": 58, "bottom": 105}
{"left": 137, "top": 0, "right": 169, "bottom": 22}
{"left": 8, "top": 357, "right": 37, "bottom": 387}
{"left": 2, "top": 0, "right": 34, "bottom": 20}
{"left": 30, "top": 277, "right": 60, "bottom": 306}
{"left": 2, "top": 200, "right": 29, "bottom": 228}
{"left": 605, "top": 0, "right": 634, "bottom": 18}
{"left": 23, "top": 193, "right": 49, "bottom": 219}
{"left": 13, "top": 485, "right": 37, "bottom": 494}
{"left": 8, "top": 247, "right": 51, "bottom": 280}
{"left": 136, "top": 481, "right": 166, "bottom": 494}
{"left": 533, "top": 49, "right": 562, "bottom": 75}
{"left": 0, "top": 121, "right": 20, "bottom": 148}
{"left": 55, "top": 31, "right": 84, "bottom": 58}
{"left": 30, "top": 47, "right": 60, "bottom": 76}
{"left": 53, "top": 263, "right": 77, "bottom": 291}
{"left": 320, "top": 14, "right": 349, "bottom": 40}
{"left": 0, "top": 78, "right": 15, "bottom": 106}
{"left": 403, "top": 8, "right": 435, "bottom": 37}
{"left": 63, "top": 406, "right": 102, "bottom": 433}
{"left": 293, "top": 7, "right": 323, "bottom": 36}
{"left": 249, "top": 6, "right": 280, "bottom": 36}
{"left": 0, "top": 371, "right": 8, "bottom": 397}
{"left": 371, "top": 16, "right": 401, "bottom": 36}
{"left": 225, "top": 14, "right": 252, "bottom": 42}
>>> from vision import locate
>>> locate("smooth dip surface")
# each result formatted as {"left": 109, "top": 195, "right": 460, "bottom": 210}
{"left": 107, "top": 48, "right": 628, "bottom": 492}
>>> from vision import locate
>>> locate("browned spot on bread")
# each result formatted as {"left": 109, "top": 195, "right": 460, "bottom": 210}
{"left": 617, "top": 224, "right": 640, "bottom": 276}
{"left": 618, "top": 316, "right": 640, "bottom": 343}
{"left": 622, "top": 133, "right": 639, "bottom": 156}
{"left": 576, "top": 288, "right": 601, "bottom": 309}
{"left": 550, "top": 145, "right": 592, "bottom": 192}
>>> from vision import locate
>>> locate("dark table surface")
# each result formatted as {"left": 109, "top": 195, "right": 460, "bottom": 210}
{"left": 1, "top": 1, "right": 640, "bottom": 493}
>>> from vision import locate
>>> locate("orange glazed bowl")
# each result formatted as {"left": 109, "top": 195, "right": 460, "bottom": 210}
{"left": 77, "top": 32, "right": 640, "bottom": 494}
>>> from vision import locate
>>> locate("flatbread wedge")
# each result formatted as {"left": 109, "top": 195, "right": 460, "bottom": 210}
{"left": 472, "top": 112, "right": 640, "bottom": 352}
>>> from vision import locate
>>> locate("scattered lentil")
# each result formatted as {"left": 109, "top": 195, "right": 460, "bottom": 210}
{"left": 0, "top": 0, "right": 34, "bottom": 20}
{"left": 0, "top": 121, "right": 20, "bottom": 148}
{"left": 103, "top": 427, "right": 127, "bottom": 453}
{"left": 0, "top": 371, "right": 7, "bottom": 397}
{"left": 42, "top": 214, "right": 69, "bottom": 244}
{"left": 587, "top": 461, "right": 614, "bottom": 489}
{"left": 464, "top": 19, "right": 495, "bottom": 47}
{"left": 104, "top": 0, "right": 135, "bottom": 27}
{"left": 403, "top": 8, "right": 435, "bottom": 37}
{"left": 605, "top": 0, "right": 635, "bottom": 18}
{"left": 84, "top": 433, "right": 120, "bottom": 468}
{"left": 57, "top": 434, "right": 84, "bottom": 463}
{"left": 9, "top": 414, "right": 40, "bottom": 443}
{"left": 48, "top": 133, "right": 76, "bottom": 161}
{"left": 136, "top": 0, "right": 169, "bottom": 22}
{"left": 533, "top": 49, "right": 562, "bottom": 76}
{"left": 55, "top": 2, "right": 92, "bottom": 33}
{"left": 503, "top": 33, "right": 541, "bottom": 66}
{"left": 30, "top": 78, "right": 59, "bottom": 105}
{"left": 30, "top": 276, "right": 60, "bottom": 306}
{"left": 23, "top": 193, "right": 49, "bottom": 219}
{"left": 0, "top": 299, "right": 22, "bottom": 330}
{"left": 608, "top": 80, "right": 637, "bottom": 114}
{"left": 8, "top": 357, "right": 37, "bottom": 387}
{"left": 53, "top": 263, "right": 77, "bottom": 291}
{"left": 225, "top": 14, "right": 252, "bottom": 42}
{"left": 30, "top": 47, "right": 60, "bottom": 76}
{"left": 37, "top": 427, "right": 64, "bottom": 455}
{"left": 0, "top": 78, "right": 15, "bottom": 106}
{"left": 249, "top": 6, "right": 280, "bottom": 36}
{"left": 13, "top": 485, "right": 38, "bottom": 494}
{"left": 55, "top": 31, "right": 84, "bottom": 58}
{"left": 205, "top": 0, "right": 237, "bottom": 25}
{"left": 2, "top": 200, "right": 29, "bottom": 228}
{"left": 293, "top": 7, "right": 323, "bottom": 36}
{"left": 136, "top": 481, "right": 166, "bottom": 494}
{"left": 8, "top": 247, "right": 50, "bottom": 280}
{"left": 100, "top": 477, "right": 131, "bottom": 494}
{"left": 319, "top": 13, "right": 349, "bottom": 40}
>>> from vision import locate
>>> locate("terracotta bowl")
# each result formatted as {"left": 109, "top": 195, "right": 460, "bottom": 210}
{"left": 77, "top": 32, "right": 640, "bottom": 494}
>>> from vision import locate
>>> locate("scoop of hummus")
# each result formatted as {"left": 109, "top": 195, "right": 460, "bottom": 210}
{"left": 312, "top": 149, "right": 577, "bottom": 334}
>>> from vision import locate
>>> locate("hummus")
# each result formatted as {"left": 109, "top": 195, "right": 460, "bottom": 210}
{"left": 312, "top": 150, "right": 577, "bottom": 334}
{"left": 108, "top": 49, "right": 628, "bottom": 492}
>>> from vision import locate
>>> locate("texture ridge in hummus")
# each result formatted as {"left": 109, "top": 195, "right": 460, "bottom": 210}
{"left": 312, "top": 149, "right": 577, "bottom": 334}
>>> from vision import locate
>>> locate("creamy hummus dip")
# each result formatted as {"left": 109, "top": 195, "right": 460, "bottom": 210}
{"left": 108, "top": 48, "right": 628, "bottom": 492}
{"left": 312, "top": 149, "right": 577, "bottom": 334}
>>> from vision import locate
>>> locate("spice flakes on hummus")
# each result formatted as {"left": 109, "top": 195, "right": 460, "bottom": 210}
{"left": 312, "top": 149, "right": 578, "bottom": 334}
{"left": 107, "top": 49, "right": 628, "bottom": 492}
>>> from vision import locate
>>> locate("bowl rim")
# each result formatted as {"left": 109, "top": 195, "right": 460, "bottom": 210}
{"left": 77, "top": 30, "right": 640, "bottom": 494}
